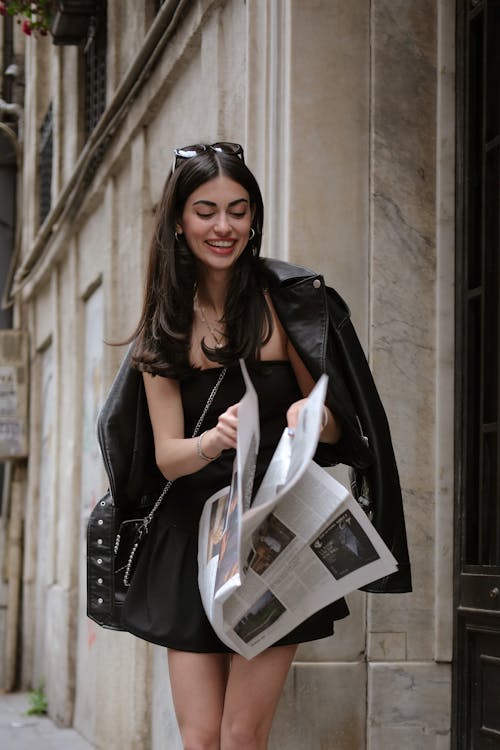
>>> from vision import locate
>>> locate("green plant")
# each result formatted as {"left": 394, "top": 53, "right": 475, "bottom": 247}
{"left": 26, "top": 684, "right": 49, "bottom": 715}
{"left": 0, "top": 1, "right": 55, "bottom": 36}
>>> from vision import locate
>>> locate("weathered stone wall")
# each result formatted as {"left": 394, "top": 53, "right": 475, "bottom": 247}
{"left": 365, "top": 2, "right": 455, "bottom": 747}
{"left": 4, "top": 1, "right": 455, "bottom": 747}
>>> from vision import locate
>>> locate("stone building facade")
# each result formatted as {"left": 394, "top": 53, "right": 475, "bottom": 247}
{"left": 1, "top": 1, "right": 459, "bottom": 748}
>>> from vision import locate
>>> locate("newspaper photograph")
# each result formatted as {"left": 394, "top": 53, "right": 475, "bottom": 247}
{"left": 198, "top": 361, "right": 398, "bottom": 659}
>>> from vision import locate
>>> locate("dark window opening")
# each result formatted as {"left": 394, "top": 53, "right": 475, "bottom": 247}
{"left": 39, "top": 104, "right": 53, "bottom": 226}
{"left": 1, "top": 14, "right": 14, "bottom": 105}
{"left": 459, "top": 0, "right": 500, "bottom": 568}
{"left": 84, "top": 0, "right": 107, "bottom": 139}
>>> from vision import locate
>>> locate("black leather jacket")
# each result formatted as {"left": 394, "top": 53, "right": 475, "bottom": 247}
{"left": 97, "top": 259, "right": 411, "bottom": 594}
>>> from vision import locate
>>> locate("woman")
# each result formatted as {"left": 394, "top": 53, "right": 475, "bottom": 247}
{"left": 122, "top": 142, "right": 350, "bottom": 749}
{"left": 99, "top": 141, "right": 413, "bottom": 749}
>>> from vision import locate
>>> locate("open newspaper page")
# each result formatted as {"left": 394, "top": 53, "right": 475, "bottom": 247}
{"left": 198, "top": 361, "right": 398, "bottom": 659}
{"left": 198, "top": 360, "right": 260, "bottom": 637}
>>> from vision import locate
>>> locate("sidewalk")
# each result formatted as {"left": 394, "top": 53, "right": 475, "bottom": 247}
{"left": 0, "top": 692, "right": 95, "bottom": 750}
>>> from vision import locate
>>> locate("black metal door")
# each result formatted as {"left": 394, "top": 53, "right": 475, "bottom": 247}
{"left": 454, "top": 1, "right": 500, "bottom": 747}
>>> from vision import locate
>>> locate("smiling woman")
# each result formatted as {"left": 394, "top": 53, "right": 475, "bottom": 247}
{"left": 112, "top": 142, "right": 348, "bottom": 749}
{"left": 93, "top": 136, "right": 411, "bottom": 749}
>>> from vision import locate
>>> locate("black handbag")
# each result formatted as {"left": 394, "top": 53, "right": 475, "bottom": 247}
{"left": 87, "top": 366, "right": 227, "bottom": 630}
{"left": 87, "top": 490, "right": 137, "bottom": 630}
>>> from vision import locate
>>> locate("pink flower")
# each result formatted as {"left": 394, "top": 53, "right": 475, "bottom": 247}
{"left": 21, "top": 19, "right": 32, "bottom": 36}
{"left": 0, "top": 2, "right": 6, "bottom": 17}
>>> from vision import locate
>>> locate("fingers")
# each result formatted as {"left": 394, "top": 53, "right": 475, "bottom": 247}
{"left": 286, "top": 398, "right": 307, "bottom": 434}
{"left": 214, "top": 403, "right": 239, "bottom": 450}
{"left": 198, "top": 403, "right": 239, "bottom": 458}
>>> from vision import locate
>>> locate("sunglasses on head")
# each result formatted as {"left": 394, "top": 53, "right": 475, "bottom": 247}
{"left": 172, "top": 142, "right": 245, "bottom": 172}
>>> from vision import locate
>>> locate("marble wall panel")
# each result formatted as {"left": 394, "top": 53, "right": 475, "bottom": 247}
{"left": 271, "top": 662, "right": 366, "bottom": 750}
{"left": 370, "top": 0, "right": 437, "bottom": 485}
{"left": 286, "top": 0, "right": 370, "bottom": 339}
{"left": 367, "top": 662, "right": 451, "bottom": 750}
{"left": 369, "top": 0, "right": 438, "bottom": 662}
{"left": 368, "top": 489, "right": 436, "bottom": 661}
{"left": 367, "top": 630, "right": 407, "bottom": 662}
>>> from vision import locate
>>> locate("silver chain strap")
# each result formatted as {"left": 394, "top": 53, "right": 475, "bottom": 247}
{"left": 116, "top": 367, "right": 227, "bottom": 585}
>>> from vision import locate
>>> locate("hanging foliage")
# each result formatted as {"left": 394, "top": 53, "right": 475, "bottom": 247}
{"left": 0, "top": 1, "right": 55, "bottom": 36}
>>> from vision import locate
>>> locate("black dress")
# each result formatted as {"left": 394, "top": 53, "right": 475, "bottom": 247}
{"left": 121, "top": 361, "right": 349, "bottom": 651}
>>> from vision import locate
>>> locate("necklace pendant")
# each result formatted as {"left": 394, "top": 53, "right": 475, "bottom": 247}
{"left": 194, "top": 292, "right": 225, "bottom": 349}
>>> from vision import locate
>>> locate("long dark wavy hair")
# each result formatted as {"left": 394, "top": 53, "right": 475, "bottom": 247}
{"left": 131, "top": 148, "right": 272, "bottom": 378}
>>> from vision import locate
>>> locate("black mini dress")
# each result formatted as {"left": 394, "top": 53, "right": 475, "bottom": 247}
{"left": 121, "top": 361, "right": 349, "bottom": 651}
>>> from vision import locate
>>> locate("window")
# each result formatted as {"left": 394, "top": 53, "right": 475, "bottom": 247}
{"left": 39, "top": 103, "right": 53, "bottom": 226}
{"left": 459, "top": 0, "right": 500, "bottom": 567}
{"left": 84, "top": 0, "right": 107, "bottom": 139}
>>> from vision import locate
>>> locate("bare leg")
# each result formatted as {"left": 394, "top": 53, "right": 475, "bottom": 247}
{"left": 168, "top": 649, "right": 230, "bottom": 750}
{"left": 221, "top": 644, "right": 297, "bottom": 750}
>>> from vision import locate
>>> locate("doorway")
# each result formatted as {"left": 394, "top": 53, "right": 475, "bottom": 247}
{"left": 453, "top": 0, "right": 500, "bottom": 747}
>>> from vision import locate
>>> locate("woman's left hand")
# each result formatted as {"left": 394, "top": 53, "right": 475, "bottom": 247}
{"left": 286, "top": 400, "right": 341, "bottom": 444}
{"left": 286, "top": 398, "right": 309, "bottom": 433}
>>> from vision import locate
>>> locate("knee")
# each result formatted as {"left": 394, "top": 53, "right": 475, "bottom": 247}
{"left": 221, "top": 718, "right": 265, "bottom": 750}
{"left": 179, "top": 726, "right": 220, "bottom": 750}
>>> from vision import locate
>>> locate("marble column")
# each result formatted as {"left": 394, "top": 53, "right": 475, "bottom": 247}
{"left": 367, "top": 1, "right": 454, "bottom": 747}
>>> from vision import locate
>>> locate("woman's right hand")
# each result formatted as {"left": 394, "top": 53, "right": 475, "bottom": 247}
{"left": 202, "top": 403, "right": 239, "bottom": 456}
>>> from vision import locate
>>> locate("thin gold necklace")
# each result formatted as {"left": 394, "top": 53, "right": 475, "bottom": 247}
{"left": 194, "top": 293, "right": 225, "bottom": 348}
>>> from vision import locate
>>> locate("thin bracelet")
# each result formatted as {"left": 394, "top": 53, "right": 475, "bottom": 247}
{"left": 197, "top": 431, "right": 222, "bottom": 462}
{"left": 321, "top": 406, "right": 329, "bottom": 431}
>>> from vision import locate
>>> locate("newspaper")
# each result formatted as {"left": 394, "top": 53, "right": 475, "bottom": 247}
{"left": 198, "top": 361, "right": 398, "bottom": 659}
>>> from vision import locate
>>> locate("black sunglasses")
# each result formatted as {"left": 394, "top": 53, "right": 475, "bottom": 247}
{"left": 172, "top": 142, "right": 245, "bottom": 171}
